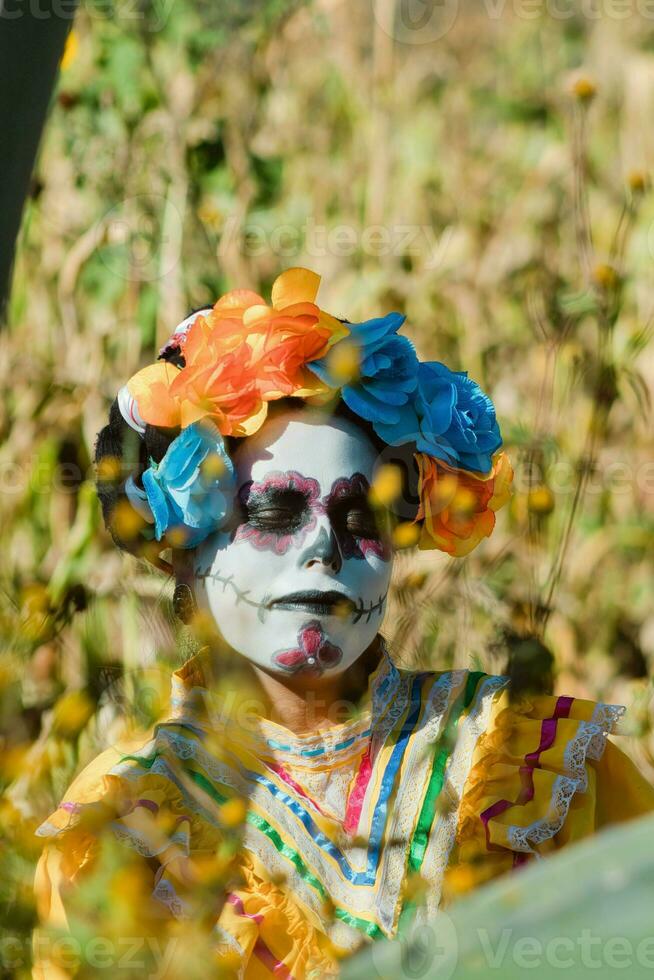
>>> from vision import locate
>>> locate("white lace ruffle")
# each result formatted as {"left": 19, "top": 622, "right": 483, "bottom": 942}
{"left": 152, "top": 877, "right": 190, "bottom": 918}
{"left": 506, "top": 774, "right": 578, "bottom": 854}
{"left": 505, "top": 701, "right": 625, "bottom": 855}
{"left": 420, "top": 674, "right": 509, "bottom": 916}
{"left": 587, "top": 702, "right": 626, "bottom": 760}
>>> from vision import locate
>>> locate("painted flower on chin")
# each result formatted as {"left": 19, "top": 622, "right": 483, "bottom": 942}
{"left": 415, "top": 450, "right": 513, "bottom": 557}
{"left": 273, "top": 621, "right": 343, "bottom": 674}
{"left": 125, "top": 268, "right": 349, "bottom": 437}
{"left": 141, "top": 418, "right": 236, "bottom": 548}
{"left": 308, "top": 312, "right": 419, "bottom": 427}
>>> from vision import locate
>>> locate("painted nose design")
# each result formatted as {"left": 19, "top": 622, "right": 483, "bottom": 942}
{"left": 299, "top": 524, "right": 343, "bottom": 573}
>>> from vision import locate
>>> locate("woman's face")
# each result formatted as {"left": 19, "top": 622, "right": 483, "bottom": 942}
{"left": 194, "top": 408, "right": 394, "bottom": 679}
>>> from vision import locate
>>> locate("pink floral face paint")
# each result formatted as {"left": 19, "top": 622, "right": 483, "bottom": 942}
{"left": 323, "top": 473, "right": 392, "bottom": 561}
{"left": 195, "top": 409, "right": 395, "bottom": 678}
{"left": 273, "top": 621, "right": 343, "bottom": 674}
{"left": 234, "top": 471, "right": 320, "bottom": 555}
{"left": 233, "top": 471, "right": 391, "bottom": 560}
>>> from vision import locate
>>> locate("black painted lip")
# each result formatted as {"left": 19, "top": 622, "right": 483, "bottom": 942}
{"left": 269, "top": 590, "right": 355, "bottom": 615}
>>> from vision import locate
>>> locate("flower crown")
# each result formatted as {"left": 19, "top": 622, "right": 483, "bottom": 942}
{"left": 115, "top": 267, "right": 512, "bottom": 558}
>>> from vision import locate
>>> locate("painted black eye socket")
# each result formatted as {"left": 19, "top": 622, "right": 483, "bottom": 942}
{"left": 329, "top": 497, "right": 382, "bottom": 539}
{"left": 245, "top": 489, "right": 309, "bottom": 532}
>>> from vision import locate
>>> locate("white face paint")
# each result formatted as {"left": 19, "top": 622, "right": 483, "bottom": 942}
{"left": 194, "top": 408, "right": 394, "bottom": 678}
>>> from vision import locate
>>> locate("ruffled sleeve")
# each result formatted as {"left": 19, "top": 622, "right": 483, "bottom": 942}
{"left": 444, "top": 688, "right": 654, "bottom": 901}
{"left": 31, "top": 731, "right": 225, "bottom": 979}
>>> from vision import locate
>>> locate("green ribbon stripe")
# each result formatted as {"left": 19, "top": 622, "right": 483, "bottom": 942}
{"left": 193, "top": 767, "right": 385, "bottom": 940}
{"left": 121, "top": 749, "right": 385, "bottom": 939}
{"left": 407, "top": 671, "right": 486, "bottom": 875}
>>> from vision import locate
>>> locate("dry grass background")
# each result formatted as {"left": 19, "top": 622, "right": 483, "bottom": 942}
{"left": 2, "top": 1, "right": 654, "bottom": 972}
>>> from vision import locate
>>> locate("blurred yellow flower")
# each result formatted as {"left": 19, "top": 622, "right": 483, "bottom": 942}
{"left": 60, "top": 30, "right": 79, "bottom": 72}
{"left": 220, "top": 797, "right": 247, "bottom": 828}
{"left": 52, "top": 690, "right": 94, "bottom": 738}
{"left": 571, "top": 76, "right": 596, "bottom": 102}
{"left": 96, "top": 454, "right": 122, "bottom": 483}
{"left": 527, "top": 485, "right": 555, "bottom": 515}
{"left": 594, "top": 263, "right": 619, "bottom": 289}
{"left": 369, "top": 463, "right": 402, "bottom": 508}
{"left": 392, "top": 521, "right": 421, "bottom": 549}
{"left": 321, "top": 338, "right": 361, "bottom": 385}
{"left": 112, "top": 498, "right": 148, "bottom": 540}
{"left": 628, "top": 170, "right": 649, "bottom": 194}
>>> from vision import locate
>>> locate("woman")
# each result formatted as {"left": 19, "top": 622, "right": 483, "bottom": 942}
{"left": 33, "top": 269, "right": 654, "bottom": 978}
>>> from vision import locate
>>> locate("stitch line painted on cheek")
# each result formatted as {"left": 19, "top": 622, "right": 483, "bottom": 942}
{"left": 196, "top": 568, "right": 389, "bottom": 623}
{"left": 196, "top": 567, "right": 271, "bottom": 623}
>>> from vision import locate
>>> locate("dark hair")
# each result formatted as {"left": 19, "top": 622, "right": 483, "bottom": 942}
{"left": 93, "top": 398, "right": 176, "bottom": 558}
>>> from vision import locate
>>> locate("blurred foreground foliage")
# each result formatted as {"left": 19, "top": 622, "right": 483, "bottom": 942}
{"left": 344, "top": 811, "right": 654, "bottom": 979}
{"left": 2, "top": 0, "right": 654, "bottom": 973}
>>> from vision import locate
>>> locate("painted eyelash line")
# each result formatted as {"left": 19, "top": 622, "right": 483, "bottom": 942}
{"left": 195, "top": 567, "right": 388, "bottom": 624}
{"left": 238, "top": 471, "right": 321, "bottom": 506}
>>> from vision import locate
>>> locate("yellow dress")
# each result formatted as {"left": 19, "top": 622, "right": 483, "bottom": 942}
{"left": 33, "top": 644, "right": 654, "bottom": 978}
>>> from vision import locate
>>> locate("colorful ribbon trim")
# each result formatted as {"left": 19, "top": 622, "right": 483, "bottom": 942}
{"left": 479, "top": 694, "right": 574, "bottom": 859}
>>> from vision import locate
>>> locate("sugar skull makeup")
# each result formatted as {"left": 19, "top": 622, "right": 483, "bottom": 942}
{"left": 194, "top": 408, "right": 393, "bottom": 678}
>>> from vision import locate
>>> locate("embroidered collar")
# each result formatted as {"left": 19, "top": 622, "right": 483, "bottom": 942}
{"left": 167, "top": 638, "right": 401, "bottom": 763}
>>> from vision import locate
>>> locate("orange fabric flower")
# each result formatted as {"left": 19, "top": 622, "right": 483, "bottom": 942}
{"left": 126, "top": 268, "right": 349, "bottom": 437}
{"left": 415, "top": 450, "right": 513, "bottom": 556}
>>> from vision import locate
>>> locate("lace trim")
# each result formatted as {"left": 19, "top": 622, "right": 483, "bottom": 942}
{"left": 110, "top": 819, "right": 188, "bottom": 858}
{"left": 110, "top": 821, "right": 165, "bottom": 859}
{"left": 506, "top": 704, "right": 624, "bottom": 852}
{"left": 152, "top": 877, "right": 190, "bottom": 919}
{"left": 421, "top": 675, "right": 509, "bottom": 917}
{"left": 506, "top": 774, "right": 579, "bottom": 853}
{"left": 562, "top": 721, "right": 604, "bottom": 793}
{"left": 587, "top": 702, "right": 626, "bottom": 760}
{"left": 213, "top": 924, "right": 246, "bottom": 978}
{"left": 375, "top": 670, "right": 464, "bottom": 934}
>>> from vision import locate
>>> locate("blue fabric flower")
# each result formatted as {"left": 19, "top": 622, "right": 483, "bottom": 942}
{"left": 141, "top": 419, "right": 235, "bottom": 548}
{"left": 308, "top": 312, "right": 419, "bottom": 426}
{"left": 373, "top": 361, "right": 503, "bottom": 473}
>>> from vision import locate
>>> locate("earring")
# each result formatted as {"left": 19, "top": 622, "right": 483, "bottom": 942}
{"left": 173, "top": 582, "right": 197, "bottom": 624}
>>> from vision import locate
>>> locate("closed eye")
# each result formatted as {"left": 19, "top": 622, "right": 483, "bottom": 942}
{"left": 245, "top": 489, "right": 309, "bottom": 531}
{"left": 247, "top": 506, "right": 303, "bottom": 530}
{"left": 331, "top": 498, "right": 383, "bottom": 539}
